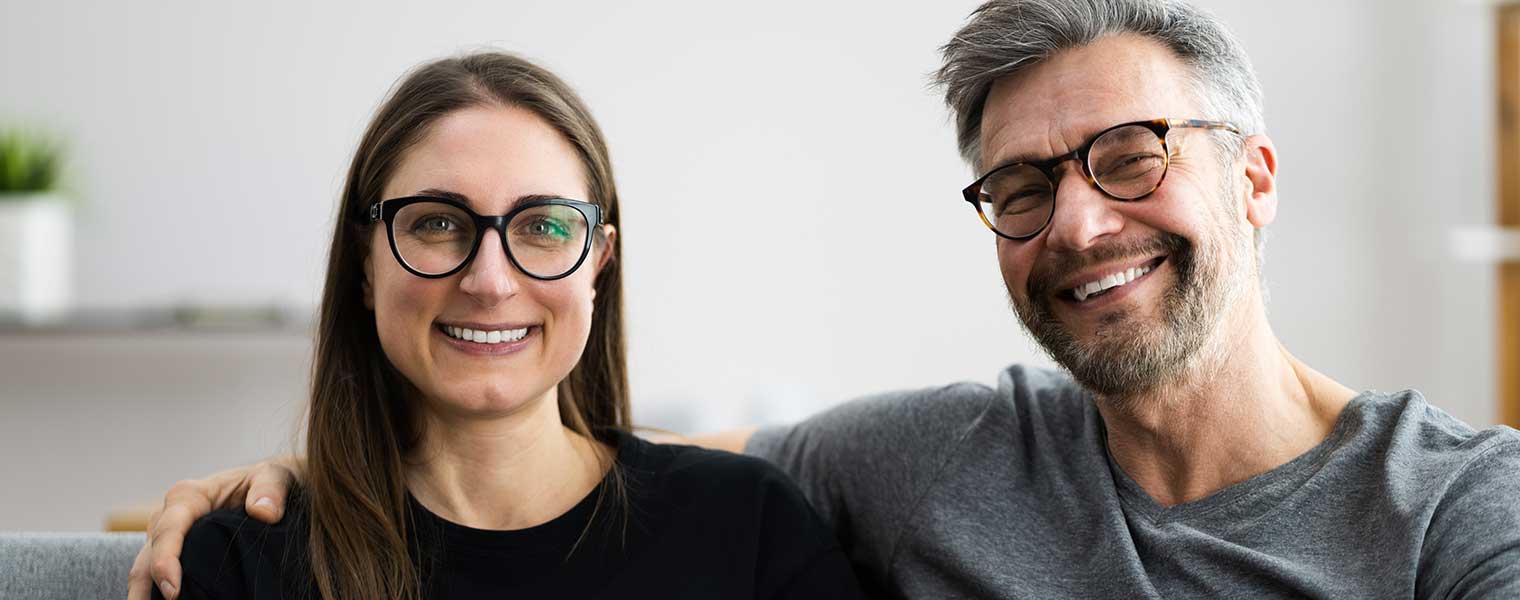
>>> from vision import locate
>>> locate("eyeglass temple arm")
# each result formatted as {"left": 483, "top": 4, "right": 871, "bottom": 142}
{"left": 1167, "top": 118, "right": 1243, "bottom": 135}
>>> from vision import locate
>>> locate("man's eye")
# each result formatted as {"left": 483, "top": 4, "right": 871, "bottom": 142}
{"left": 997, "top": 188, "right": 1049, "bottom": 215}
{"left": 1096, "top": 153, "right": 1164, "bottom": 179}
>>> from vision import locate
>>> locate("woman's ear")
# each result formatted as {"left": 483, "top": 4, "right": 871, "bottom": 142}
{"left": 1240, "top": 133, "right": 1278, "bottom": 229}
{"left": 595, "top": 224, "right": 617, "bottom": 274}
{"left": 590, "top": 224, "right": 617, "bottom": 301}
{"left": 363, "top": 251, "right": 376, "bottom": 310}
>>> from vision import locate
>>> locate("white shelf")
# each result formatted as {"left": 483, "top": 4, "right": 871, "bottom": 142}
{"left": 1449, "top": 226, "right": 1520, "bottom": 263}
{"left": 0, "top": 305, "right": 313, "bottom": 337}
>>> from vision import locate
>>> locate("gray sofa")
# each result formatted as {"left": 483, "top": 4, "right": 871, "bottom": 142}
{"left": 0, "top": 532, "right": 144, "bottom": 600}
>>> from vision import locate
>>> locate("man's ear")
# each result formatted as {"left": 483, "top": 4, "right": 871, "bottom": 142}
{"left": 1240, "top": 134, "right": 1278, "bottom": 228}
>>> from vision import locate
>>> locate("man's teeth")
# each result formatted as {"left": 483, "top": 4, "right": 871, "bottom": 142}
{"left": 1072, "top": 265, "right": 1152, "bottom": 302}
{"left": 442, "top": 326, "right": 529, "bottom": 344}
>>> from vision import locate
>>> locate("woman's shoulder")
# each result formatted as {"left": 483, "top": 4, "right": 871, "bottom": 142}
{"left": 174, "top": 493, "right": 311, "bottom": 599}
{"left": 619, "top": 431, "right": 798, "bottom": 500}
{"left": 612, "top": 430, "right": 864, "bottom": 598}
{"left": 615, "top": 430, "right": 828, "bottom": 536}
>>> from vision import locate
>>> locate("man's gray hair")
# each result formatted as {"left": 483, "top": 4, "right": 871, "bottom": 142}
{"left": 935, "top": 0, "right": 1265, "bottom": 170}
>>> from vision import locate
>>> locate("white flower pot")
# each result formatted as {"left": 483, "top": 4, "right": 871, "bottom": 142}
{"left": 0, "top": 194, "right": 73, "bottom": 324}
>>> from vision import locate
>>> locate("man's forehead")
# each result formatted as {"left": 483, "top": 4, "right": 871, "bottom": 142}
{"left": 977, "top": 34, "right": 1199, "bottom": 170}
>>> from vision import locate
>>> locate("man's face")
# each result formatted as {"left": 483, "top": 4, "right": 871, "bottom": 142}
{"left": 977, "top": 34, "right": 1260, "bottom": 397}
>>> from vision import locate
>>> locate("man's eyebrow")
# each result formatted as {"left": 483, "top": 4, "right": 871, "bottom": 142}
{"left": 982, "top": 151, "right": 1047, "bottom": 175}
{"left": 990, "top": 151, "right": 1042, "bottom": 168}
{"left": 983, "top": 124, "right": 1112, "bottom": 172}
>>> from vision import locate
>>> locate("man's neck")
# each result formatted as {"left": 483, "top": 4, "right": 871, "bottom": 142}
{"left": 1095, "top": 301, "right": 1356, "bottom": 507}
{"left": 404, "top": 393, "right": 608, "bottom": 530}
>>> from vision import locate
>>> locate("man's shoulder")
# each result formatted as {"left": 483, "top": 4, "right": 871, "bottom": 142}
{"left": 739, "top": 364, "right": 1092, "bottom": 575}
{"left": 746, "top": 363, "right": 1088, "bottom": 469}
{"left": 806, "top": 363, "right": 1081, "bottom": 434}
{"left": 1349, "top": 389, "right": 1520, "bottom": 464}
{"left": 1339, "top": 389, "right": 1520, "bottom": 508}
{"left": 1344, "top": 391, "right": 1520, "bottom": 596}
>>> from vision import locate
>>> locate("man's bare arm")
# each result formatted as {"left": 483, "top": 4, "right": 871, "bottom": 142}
{"left": 126, "top": 456, "right": 302, "bottom": 600}
{"left": 683, "top": 427, "right": 758, "bottom": 454}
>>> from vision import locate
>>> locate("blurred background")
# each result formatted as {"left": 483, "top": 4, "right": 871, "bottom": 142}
{"left": 0, "top": 0, "right": 1509, "bottom": 531}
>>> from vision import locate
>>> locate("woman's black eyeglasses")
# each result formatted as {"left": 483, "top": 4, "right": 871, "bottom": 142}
{"left": 368, "top": 195, "right": 603, "bottom": 281}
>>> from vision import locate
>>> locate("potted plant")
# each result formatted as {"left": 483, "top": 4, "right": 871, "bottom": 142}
{"left": 0, "top": 128, "right": 71, "bottom": 324}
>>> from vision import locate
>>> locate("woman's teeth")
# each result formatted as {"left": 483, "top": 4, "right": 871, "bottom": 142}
{"left": 1072, "top": 264, "right": 1153, "bottom": 302}
{"left": 441, "top": 325, "right": 529, "bottom": 344}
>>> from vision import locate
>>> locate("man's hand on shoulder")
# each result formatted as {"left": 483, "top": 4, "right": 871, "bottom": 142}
{"left": 127, "top": 456, "right": 303, "bottom": 600}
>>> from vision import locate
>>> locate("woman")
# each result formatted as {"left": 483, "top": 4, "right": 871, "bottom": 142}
{"left": 153, "top": 52, "right": 861, "bottom": 599}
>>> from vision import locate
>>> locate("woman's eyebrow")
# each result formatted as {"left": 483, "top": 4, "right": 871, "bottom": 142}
{"left": 416, "top": 188, "right": 470, "bottom": 204}
{"left": 515, "top": 193, "right": 568, "bottom": 204}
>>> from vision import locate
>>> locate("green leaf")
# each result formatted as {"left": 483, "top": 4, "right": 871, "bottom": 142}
{"left": 0, "top": 127, "right": 64, "bottom": 195}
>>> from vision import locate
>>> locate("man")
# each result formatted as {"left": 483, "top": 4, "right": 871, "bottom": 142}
{"left": 131, "top": 0, "right": 1520, "bottom": 598}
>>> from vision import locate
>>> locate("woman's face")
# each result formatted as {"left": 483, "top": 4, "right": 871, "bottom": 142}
{"left": 365, "top": 104, "right": 612, "bottom": 419}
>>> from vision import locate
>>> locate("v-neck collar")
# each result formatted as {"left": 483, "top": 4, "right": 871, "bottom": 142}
{"left": 1095, "top": 391, "right": 1372, "bottom": 525}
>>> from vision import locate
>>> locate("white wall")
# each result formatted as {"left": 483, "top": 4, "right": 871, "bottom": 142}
{"left": 1368, "top": 0, "right": 1498, "bottom": 428}
{"left": 0, "top": 0, "right": 1501, "bottom": 530}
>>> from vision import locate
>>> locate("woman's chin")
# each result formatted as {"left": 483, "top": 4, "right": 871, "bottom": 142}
{"left": 419, "top": 385, "right": 550, "bottom": 420}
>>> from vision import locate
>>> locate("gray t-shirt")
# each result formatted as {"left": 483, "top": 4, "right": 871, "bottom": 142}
{"left": 746, "top": 364, "right": 1520, "bottom": 599}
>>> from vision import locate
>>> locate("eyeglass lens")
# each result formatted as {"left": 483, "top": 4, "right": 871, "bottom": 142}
{"left": 391, "top": 201, "right": 590, "bottom": 278}
{"left": 975, "top": 123, "right": 1168, "bottom": 238}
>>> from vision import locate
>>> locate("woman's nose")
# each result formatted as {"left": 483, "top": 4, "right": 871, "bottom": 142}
{"left": 458, "top": 230, "right": 520, "bottom": 305}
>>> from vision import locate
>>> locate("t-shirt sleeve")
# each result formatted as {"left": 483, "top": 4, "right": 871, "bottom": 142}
{"left": 1416, "top": 439, "right": 1520, "bottom": 599}
{"left": 744, "top": 382, "right": 997, "bottom": 578}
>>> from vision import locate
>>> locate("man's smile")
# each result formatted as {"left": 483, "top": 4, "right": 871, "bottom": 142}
{"left": 1058, "top": 255, "right": 1167, "bottom": 304}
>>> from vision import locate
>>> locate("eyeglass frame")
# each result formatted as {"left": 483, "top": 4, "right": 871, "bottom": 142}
{"left": 961, "top": 118, "right": 1242, "bottom": 241}
{"left": 367, "top": 195, "right": 604, "bottom": 281}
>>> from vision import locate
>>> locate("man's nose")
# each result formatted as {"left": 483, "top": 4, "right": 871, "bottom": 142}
{"left": 1041, "top": 164, "right": 1125, "bottom": 253}
{"left": 458, "top": 230, "right": 520, "bottom": 305}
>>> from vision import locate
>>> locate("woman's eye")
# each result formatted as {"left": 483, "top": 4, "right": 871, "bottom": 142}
{"left": 525, "top": 218, "right": 569, "bottom": 239}
{"left": 413, "top": 216, "right": 459, "bottom": 232}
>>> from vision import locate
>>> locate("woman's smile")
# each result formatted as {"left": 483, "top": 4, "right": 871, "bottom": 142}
{"left": 434, "top": 322, "right": 539, "bottom": 357}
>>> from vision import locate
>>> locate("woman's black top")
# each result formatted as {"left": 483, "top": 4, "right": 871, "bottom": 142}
{"left": 156, "top": 431, "right": 863, "bottom": 599}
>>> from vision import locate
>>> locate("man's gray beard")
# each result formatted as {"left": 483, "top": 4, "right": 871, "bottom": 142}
{"left": 1009, "top": 216, "right": 1247, "bottom": 399}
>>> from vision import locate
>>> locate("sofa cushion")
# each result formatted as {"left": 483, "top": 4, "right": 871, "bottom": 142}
{"left": 0, "top": 532, "right": 144, "bottom": 600}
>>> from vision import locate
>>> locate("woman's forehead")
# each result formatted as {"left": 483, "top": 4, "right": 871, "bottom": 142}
{"left": 384, "top": 105, "right": 589, "bottom": 212}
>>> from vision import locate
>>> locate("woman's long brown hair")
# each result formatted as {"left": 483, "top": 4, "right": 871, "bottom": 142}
{"left": 303, "top": 52, "right": 629, "bottom": 600}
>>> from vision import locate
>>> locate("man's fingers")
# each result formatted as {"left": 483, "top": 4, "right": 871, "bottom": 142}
{"left": 243, "top": 461, "right": 295, "bottom": 524}
{"left": 145, "top": 500, "right": 203, "bottom": 599}
{"left": 126, "top": 541, "right": 154, "bottom": 600}
{"left": 148, "top": 553, "right": 181, "bottom": 599}
{"left": 126, "top": 461, "right": 298, "bottom": 596}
